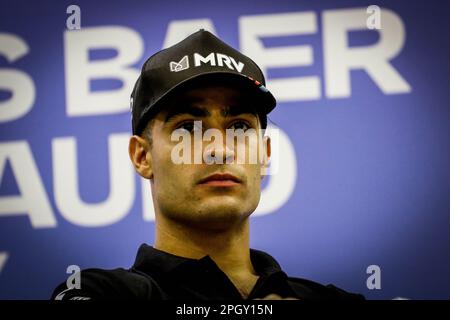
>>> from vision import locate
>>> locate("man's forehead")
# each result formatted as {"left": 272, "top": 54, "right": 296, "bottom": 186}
{"left": 161, "top": 87, "right": 257, "bottom": 117}
{"left": 160, "top": 101, "right": 258, "bottom": 124}
{"left": 169, "top": 85, "right": 246, "bottom": 105}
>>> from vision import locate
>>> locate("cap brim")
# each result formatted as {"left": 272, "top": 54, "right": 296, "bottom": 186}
{"left": 168, "top": 71, "right": 277, "bottom": 113}
{"left": 137, "top": 71, "right": 276, "bottom": 134}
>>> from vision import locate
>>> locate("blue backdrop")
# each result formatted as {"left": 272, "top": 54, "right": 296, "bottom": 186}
{"left": 0, "top": 0, "right": 449, "bottom": 299}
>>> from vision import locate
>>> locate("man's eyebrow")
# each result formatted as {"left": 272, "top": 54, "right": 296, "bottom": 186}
{"left": 163, "top": 99, "right": 258, "bottom": 123}
{"left": 164, "top": 105, "right": 211, "bottom": 123}
{"left": 222, "top": 104, "right": 257, "bottom": 118}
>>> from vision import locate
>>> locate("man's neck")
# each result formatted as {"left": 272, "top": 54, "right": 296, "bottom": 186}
{"left": 154, "top": 214, "right": 259, "bottom": 298}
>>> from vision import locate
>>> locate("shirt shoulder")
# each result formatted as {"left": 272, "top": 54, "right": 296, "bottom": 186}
{"left": 286, "top": 276, "right": 365, "bottom": 300}
{"left": 51, "top": 267, "right": 163, "bottom": 300}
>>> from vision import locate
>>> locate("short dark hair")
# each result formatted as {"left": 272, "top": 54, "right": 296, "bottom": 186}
{"left": 142, "top": 118, "right": 156, "bottom": 147}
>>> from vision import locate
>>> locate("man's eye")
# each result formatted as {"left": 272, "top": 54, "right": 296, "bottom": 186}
{"left": 177, "top": 121, "right": 200, "bottom": 133}
{"left": 229, "top": 121, "right": 251, "bottom": 131}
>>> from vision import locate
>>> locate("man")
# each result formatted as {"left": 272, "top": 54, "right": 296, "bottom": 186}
{"left": 52, "top": 30, "right": 364, "bottom": 300}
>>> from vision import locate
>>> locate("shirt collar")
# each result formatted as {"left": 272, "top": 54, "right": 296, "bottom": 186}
{"left": 131, "top": 243, "right": 283, "bottom": 278}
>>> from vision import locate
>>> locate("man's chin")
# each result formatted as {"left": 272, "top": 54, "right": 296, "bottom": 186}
{"left": 187, "top": 202, "right": 253, "bottom": 230}
{"left": 200, "top": 197, "right": 248, "bottom": 213}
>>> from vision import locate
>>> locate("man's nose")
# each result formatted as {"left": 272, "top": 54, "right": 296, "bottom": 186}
{"left": 203, "top": 135, "right": 235, "bottom": 164}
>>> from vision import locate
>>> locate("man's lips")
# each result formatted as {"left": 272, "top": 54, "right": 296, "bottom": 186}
{"left": 198, "top": 173, "right": 242, "bottom": 186}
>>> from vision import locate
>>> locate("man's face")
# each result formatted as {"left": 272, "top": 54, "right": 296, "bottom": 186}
{"left": 135, "top": 84, "right": 270, "bottom": 231}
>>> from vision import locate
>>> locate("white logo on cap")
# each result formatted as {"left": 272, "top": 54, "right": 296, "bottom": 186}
{"left": 194, "top": 52, "right": 244, "bottom": 73}
{"left": 169, "top": 53, "right": 245, "bottom": 73}
{"left": 170, "top": 55, "right": 189, "bottom": 72}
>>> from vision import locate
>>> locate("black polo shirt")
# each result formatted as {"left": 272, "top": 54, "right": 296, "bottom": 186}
{"left": 51, "top": 244, "right": 364, "bottom": 300}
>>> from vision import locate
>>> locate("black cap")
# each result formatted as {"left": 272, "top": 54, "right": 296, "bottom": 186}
{"left": 130, "top": 29, "right": 276, "bottom": 135}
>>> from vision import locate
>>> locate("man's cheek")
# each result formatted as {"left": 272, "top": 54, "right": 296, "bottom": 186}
{"left": 248, "top": 170, "right": 262, "bottom": 190}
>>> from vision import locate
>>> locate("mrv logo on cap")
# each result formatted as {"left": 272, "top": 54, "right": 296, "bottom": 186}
{"left": 170, "top": 52, "right": 245, "bottom": 73}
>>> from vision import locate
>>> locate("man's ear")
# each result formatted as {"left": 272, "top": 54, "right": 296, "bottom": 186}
{"left": 260, "top": 135, "right": 271, "bottom": 178}
{"left": 128, "top": 135, "right": 153, "bottom": 179}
